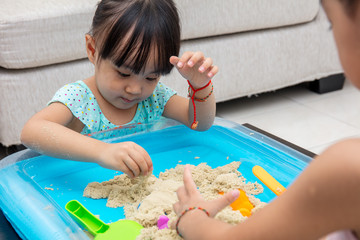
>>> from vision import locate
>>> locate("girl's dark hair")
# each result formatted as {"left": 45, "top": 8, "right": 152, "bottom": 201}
{"left": 90, "top": 0, "right": 180, "bottom": 75}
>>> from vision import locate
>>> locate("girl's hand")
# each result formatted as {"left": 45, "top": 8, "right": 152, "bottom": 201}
{"left": 170, "top": 51, "right": 219, "bottom": 89}
{"left": 172, "top": 165, "right": 239, "bottom": 227}
{"left": 98, "top": 142, "right": 153, "bottom": 178}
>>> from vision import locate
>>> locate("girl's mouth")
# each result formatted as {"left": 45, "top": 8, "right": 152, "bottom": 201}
{"left": 120, "top": 97, "right": 135, "bottom": 103}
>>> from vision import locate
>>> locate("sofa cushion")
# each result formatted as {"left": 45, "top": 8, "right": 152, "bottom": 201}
{"left": 179, "top": 0, "right": 319, "bottom": 40}
{"left": 0, "top": 0, "right": 319, "bottom": 69}
{"left": 0, "top": 0, "right": 97, "bottom": 69}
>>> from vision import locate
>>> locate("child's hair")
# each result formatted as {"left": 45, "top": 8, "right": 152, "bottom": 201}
{"left": 89, "top": 0, "right": 181, "bottom": 75}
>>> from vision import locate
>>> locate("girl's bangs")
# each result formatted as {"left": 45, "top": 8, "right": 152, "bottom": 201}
{"left": 97, "top": 0, "right": 180, "bottom": 75}
{"left": 109, "top": 34, "right": 173, "bottom": 75}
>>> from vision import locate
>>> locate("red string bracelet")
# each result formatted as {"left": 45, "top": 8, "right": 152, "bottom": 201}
{"left": 187, "top": 80, "right": 212, "bottom": 130}
{"left": 176, "top": 206, "right": 210, "bottom": 238}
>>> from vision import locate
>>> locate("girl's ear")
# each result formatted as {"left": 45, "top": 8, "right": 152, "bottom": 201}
{"left": 85, "top": 34, "right": 96, "bottom": 64}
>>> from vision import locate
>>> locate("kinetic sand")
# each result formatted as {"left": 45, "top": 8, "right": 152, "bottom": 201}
{"left": 84, "top": 162, "right": 266, "bottom": 239}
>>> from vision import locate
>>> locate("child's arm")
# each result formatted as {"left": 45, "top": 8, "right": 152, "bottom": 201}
{"left": 173, "top": 140, "right": 360, "bottom": 239}
{"left": 21, "top": 103, "right": 152, "bottom": 178}
{"left": 164, "top": 52, "right": 218, "bottom": 131}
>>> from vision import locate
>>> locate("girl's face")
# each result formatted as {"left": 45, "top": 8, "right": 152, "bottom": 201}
{"left": 93, "top": 52, "right": 160, "bottom": 110}
{"left": 322, "top": 0, "right": 360, "bottom": 89}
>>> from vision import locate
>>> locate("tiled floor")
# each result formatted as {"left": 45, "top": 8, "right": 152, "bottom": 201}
{"left": 217, "top": 79, "right": 360, "bottom": 155}
{"left": 1, "top": 79, "right": 359, "bottom": 160}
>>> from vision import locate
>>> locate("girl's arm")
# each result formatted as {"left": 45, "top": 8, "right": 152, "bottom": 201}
{"left": 164, "top": 52, "right": 217, "bottom": 131}
{"left": 21, "top": 103, "right": 152, "bottom": 177}
{"left": 174, "top": 139, "right": 360, "bottom": 239}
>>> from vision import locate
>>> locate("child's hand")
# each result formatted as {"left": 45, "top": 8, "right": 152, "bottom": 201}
{"left": 172, "top": 165, "right": 239, "bottom": 227}
{"left": 98, "top": 142, "right": 153, "bottom": 178}
{"left": 170, "top": 52, "right": 219, "bottom": 89}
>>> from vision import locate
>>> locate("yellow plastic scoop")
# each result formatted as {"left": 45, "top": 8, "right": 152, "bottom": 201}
{"left": 219, "top": 189, "right": 254, "bottom": 217}
{"left": 252, "top": 165, "right": 286, "bottom": 196}
{"left": 65, "top": 200, "right": 143, "bottom": 240}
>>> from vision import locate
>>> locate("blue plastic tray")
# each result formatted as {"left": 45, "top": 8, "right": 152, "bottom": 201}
{"left": 0, "top": 118, "right": 311, "bottom": 239}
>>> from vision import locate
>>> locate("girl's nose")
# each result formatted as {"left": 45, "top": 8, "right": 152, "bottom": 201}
{"left": 125, "top": 80, "right": 142, "bottom": 95}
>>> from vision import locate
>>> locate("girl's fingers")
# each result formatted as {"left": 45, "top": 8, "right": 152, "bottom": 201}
{"left": 134, "top": 144, "right": 153, "bottom": 175}
{"left": 187, "top": 51, "right": 204, "bottom": 67}
{"left": 115, "top": 159, "right": 134, "bottom": 178}
{"left": 123, "top": 156, "right": 141, "bottom": 178}
{"left": 176, "top": 185, "right": 187, "bottom": 202}
{"left": 131, "top": 152, "right": 149, "bottom": 176}
{"left": 169, "top": 56, "right": 179, "bottom": 66}
{"left": 183, "top": 165, "right": 199, "bottom": 195}
{"left": 198, "top": 57, "right": 213, "bottom": 73}
{"left": 122, "top": 163, "right": 135, "bottom": 178}
{"left": 207, "top": 65, "right": 219, "bottom": 78}
{"left": 210, "top": 190, "right": 240, "bottom": 216}
{"left": 177, "top": 52, "right": 195, "bottom": 68}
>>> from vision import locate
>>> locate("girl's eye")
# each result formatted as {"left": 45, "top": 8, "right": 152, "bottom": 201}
{"left": 146, "top": 75, "right": 159, "bottom": 81}
{"left": 146, "top": 77, "right": 159, "bottom": 81}
{"left": 118, "top": 72, "right": 130, "bottom": 77}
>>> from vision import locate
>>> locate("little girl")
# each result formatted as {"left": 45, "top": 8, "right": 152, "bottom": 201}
{"left": 173, "top": 0, "right": 360, "bottom": 239}
{"left": 21, "top": 0, "right": 218, "bottom": 178}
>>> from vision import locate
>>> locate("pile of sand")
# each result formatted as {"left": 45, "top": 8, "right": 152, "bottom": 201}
{"left": 84, "top": 162, "right": 266, "bottom": 239}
